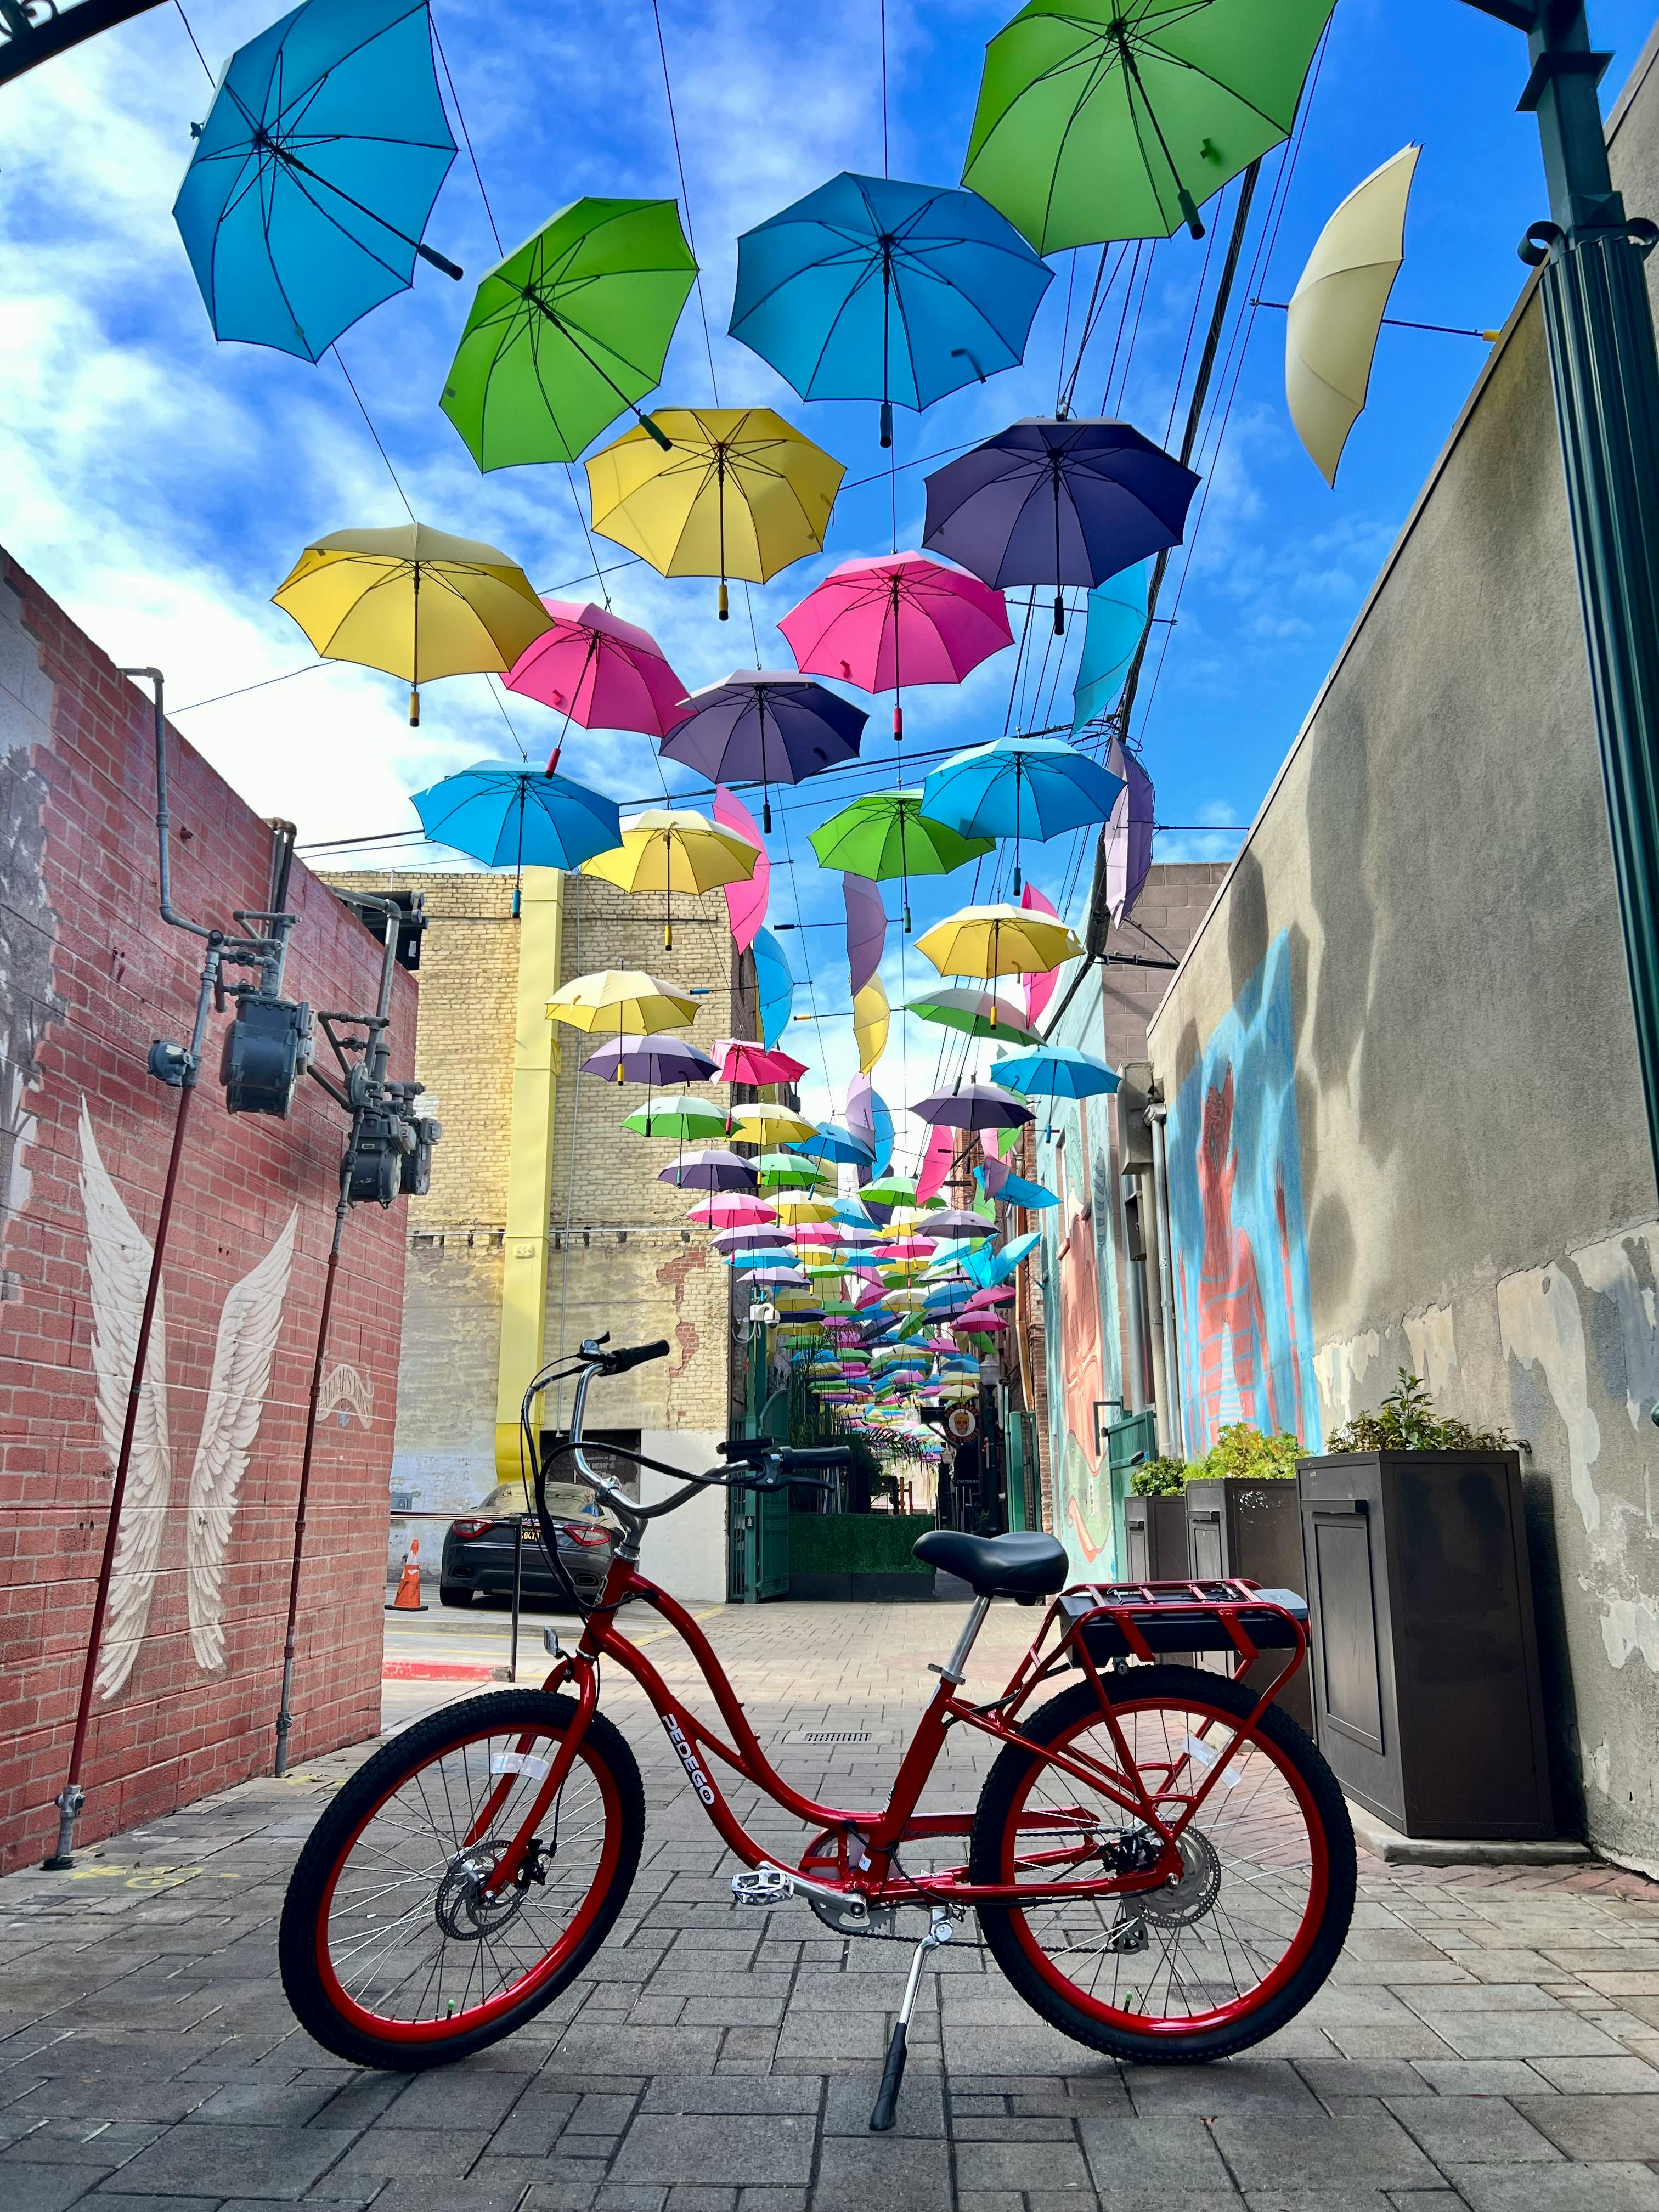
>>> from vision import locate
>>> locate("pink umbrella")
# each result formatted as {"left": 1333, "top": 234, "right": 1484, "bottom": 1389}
{"left": 1020, "top": 881, "right": 1063, "bottom": 1029}
{"left": 716, "top": 1036, "right": 808, "bottom": 1085}
{"left": 917, "top": 1122, "right": 955, "bottom": 1205}
{"left": 686, "top": 1194, "right": 778, "bottom": 1229}
{"left": 778, "top": 551, "right": 1012, "bottom": 744}
{"left": 505, "top": 601, "right": 691, "bottom": 770}
{"left": 874, "top": 1238, "right": 936, "bottom": 1261}
{"left": 713, "top": 785, "right": 770, "bottom": 953}
{"left": 958, "top": 1308, "right": 1008, "bottom": 1331}
{"left": 792, "top": 1223, "right": 844, "bottom": 1246}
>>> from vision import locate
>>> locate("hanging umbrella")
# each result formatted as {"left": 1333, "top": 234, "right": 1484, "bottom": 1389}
{"left": 714, "top": 1226, "right": 797, "bottom": 1255}
{"left": 586, "top": 407, "right": 845, "bottom": 620}
{"left": 862, "top": 1173, "right": 918, "bottom": 1206}
{"left": 583, "top": 807, "right": 759, "bottom": 948}
{"left": 583, "top": 1034, "right": 719, "bottom": 1086}
{"left": 727, "top": 1249, "right": 805, "bottom": 1274}
{"left": 1102, "top": 733, "right": 1156, "bottom": 927}
{"left": 916, "top": 903, "right": 1084, "bottom": 988}
{"left": 622, "top": 1094, "right": 730, "bottom": 1141}
{"left": 273, "top": 522, "right": 553, "bottom": 725}
{"left": 810, "top": 789, "right": 992, "bottom": 935}
{"left": 854, "top": 975, "right": 891, "bottom": 1074}
{"left": 659, "top": 1148, "right": 758, "bottom": 1192}
{"left": 792, "top": 1121, "right": 877, "bottom": 1167}
{"left": 730, "top": 1104, "right": 819, "bottom": 1147}
{"left": 911, "top": 1085, "right": 1034, "bottom": 1134}
{"left": 758, "top": 1153, "right": 833, "bottom": 1192}
{"left": 791, "top": 1222, "right": 847, "bottom": 1247}
{"left": 410, "top": 761, "right": 621, "bottom": 915}
{"left": 661, "top": 672, "right": 867, "bottom": 832}
{"left": 713, "top": 786, "right": 771, "bottom": 954}
{"left": 1073, "top": 561, "right": 1152, "bottom": 729}
{"left": 991, "top": 1043, "right": 1120, "bottom": 1102}
{"left": 1019, "top": 881, "right": 1064, "bottom": 1029}
{"left": 173, "top": 0, "right": 460, "bottom": 362}
{"left": 1286, "top": 145, "right": 1421, "bottom": 487}
{"left": 504, "top": 601, "right": 692, "bottom": 772}
{"left": 546, "top": 970, "right": 698, "bottom": 1057}
{"left": 687, "top": 1193, "right": 778, "bottom": 1228}
{"left": 923, "top": 418, "right": 1199, "bottom": 634}
{"left": 730, "top": 171, "right": 1052, "bottom": 447}
{"left": 843, "top": 876, "right": 887, "bottom": 999}
{"left": 780, "top": 551, "right": 1012, "bottom": 744}
{"left": 906, "top": 986, "right": 1040, "bottom": 1046}
{"left": 845, "top": 1073, "right": 894, "bottom": 1178}
{"left": 773, "top": 1194, "right": 840, "bottom": 1224}
{"left": 979, "top": 1156, "right": 1059, "bottom": 1210}
{"left": 752, "top": 926, "right": 795, "bottom": 1045}
{"left": 441, "top": 198, "right": 695, "bottom": 469}
{"left": 916, "top": 1124, "right": 955, "bottom": 1204}
{"left": 921, "top": 736, "right": 1124, "bottom": 893}
{"left": 716, "top": 1037, "right": 808, "bottom": 1085}
{"left": 962, "top": 0, "right": 1335, "bottom": 252}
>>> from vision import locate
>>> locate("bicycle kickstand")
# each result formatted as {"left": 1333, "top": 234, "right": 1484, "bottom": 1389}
{"left": 869, "top": 1906, "right": 952, "bottom": 2132}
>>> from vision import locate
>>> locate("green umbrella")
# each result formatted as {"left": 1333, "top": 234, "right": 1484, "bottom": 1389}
{"left": 906, "top": 986, "right": 1042, "bottom": 1046}
{"left": 809, "top": 789, "right": 992, "bottom": 935}
{"left": 961, "top": 0, "right": 1335, "bottom": 252}
{"left": 623, "top": 1094, "right": 730, "bottom": 1141}
{"left": 441, "top": 198, "right": 697, "bottom": 470}
{"left": 757, "top": 1150, "right": 836, "bottom": 1190}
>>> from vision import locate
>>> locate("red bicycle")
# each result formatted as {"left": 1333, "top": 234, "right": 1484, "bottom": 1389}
{"left": 281, "top": 1338, "right": 1355, "bottom": 2126}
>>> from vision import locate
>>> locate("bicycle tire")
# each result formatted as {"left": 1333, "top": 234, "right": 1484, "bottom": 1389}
{"left": 970, "top": 1664, "right": 1354, "bottom": 2063}
{"left": 280, "top": 1690, "right": 644, "bottom": 2070}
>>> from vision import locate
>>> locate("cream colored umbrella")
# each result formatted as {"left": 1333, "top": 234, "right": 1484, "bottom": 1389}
{"left": 546, "top": 969, "right": 699, "bottom": 1048}
{"left": 1286, "top": 146, "right": 1420, "bottom": 488}
{"left": 853, "top": 974, "right": 890, "bottom": 1074}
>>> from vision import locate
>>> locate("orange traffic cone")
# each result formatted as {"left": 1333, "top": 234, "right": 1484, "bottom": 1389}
{"left": 388, "top": 1536, "right": 428, "bottom": 1612}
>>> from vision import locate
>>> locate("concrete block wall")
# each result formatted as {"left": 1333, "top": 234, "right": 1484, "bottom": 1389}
{"left": 0, "top": 554, "right": 411, "bottom": 1873}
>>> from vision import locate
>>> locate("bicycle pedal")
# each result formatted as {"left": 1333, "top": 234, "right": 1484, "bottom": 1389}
{"left": 731, "top": 1866, "right": 795, "bottom": 1910}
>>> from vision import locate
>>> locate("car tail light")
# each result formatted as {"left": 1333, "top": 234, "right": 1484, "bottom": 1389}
{"left": 449, "top": 1518, "right": 493, "bottom": 1539}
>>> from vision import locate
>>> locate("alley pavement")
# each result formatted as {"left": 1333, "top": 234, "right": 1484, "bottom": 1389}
{"left": 7, "top": 1598, "right": 1659, "bottom": 2212}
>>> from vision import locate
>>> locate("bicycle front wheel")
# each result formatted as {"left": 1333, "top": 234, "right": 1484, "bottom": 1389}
{"left": 971, "top": 1664, "right": 1354, "bottom": 2063}
{"left": 280, "top": 1689, "right": 644, "bottom": 2069}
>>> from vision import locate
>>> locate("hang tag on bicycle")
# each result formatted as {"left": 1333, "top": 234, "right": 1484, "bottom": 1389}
{"left": 1183, "top": 1734, "right": 1241, "bottom": 1788}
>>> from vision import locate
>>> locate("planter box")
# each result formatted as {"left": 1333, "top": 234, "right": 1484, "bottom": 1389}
{"left": 789, "top": 1570, "right": 939, "bottom": 1602}
{"left": 1184, "top": 1477, "right": 1312, "bottom": 1733}
{"left": 1124, "top": 1493, "right": 1189, "bottom": 1580}
{"left": 1297, "top": 1452, "right": 1554, "bottom": 1841}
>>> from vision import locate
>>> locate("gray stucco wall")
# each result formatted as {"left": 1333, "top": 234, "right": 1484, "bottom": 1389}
{"left": 1146, "top": 30, "right": 1659, "bottom": 1870}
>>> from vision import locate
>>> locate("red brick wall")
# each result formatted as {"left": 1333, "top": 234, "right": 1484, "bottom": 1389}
{"left": 0, "top": 552, "right": 414, "bottom": 1872}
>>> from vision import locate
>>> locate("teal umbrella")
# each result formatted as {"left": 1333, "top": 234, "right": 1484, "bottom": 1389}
{"left": 1073, "top": 561, "right": 1152, "bottom": 729}
{"left": 410, "top": 761, "right": 622, "bottom": 915}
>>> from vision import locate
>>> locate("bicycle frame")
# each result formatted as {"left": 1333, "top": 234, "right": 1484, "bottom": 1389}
{"left": 473, "top": 1545, "right": 1309, "bottom": 1914}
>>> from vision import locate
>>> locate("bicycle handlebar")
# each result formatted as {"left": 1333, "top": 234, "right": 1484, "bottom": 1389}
{"left": 580, "top": 1335, "right": 670, "bottom": 1376}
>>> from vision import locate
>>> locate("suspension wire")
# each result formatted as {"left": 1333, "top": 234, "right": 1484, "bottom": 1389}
{"left": 1099, "top": 241, "right": 1144, "bottom": 408}
{"left": 651, "top": 0, "right": 721, "bottom": 403}
{"left": 173, "top": 0, "right": 213, "bottom": 78}
{"left": 331, "top": 346, "right": 417, "bottom": 521}
{"left": 879, "top": 0, "right": 889, "bottom": 178}
{"left": 431, "top": 10, "right": 504, "bottom": 255}
{"left": 487, "top": 676, "right": 528, "bottom": 760}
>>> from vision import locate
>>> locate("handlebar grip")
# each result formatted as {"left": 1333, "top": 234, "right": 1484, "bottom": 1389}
{"left": 717, "top": 1437, "right": 771, "bottom": 1464}
{"left": 780, "top": 1446, "right": 855, "bottom": 1469}
{"left": 602, "top": 1339, "right": 670, "bottom": 1374}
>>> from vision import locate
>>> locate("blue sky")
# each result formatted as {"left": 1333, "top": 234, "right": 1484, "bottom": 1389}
{"left": 1, "top": 0, "right": 1654, "bottom": 1155}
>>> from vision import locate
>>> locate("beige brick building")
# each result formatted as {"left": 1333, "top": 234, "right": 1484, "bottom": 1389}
{"left": 326, "top": 867, "right": 751, "bottom": 1601}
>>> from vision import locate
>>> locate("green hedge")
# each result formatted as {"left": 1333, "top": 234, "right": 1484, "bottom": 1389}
{"left": 788, "top": 1513, "right": 934, "bottom": 1577}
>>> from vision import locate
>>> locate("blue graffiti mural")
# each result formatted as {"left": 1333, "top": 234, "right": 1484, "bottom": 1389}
{"left": 1166, "top": 931, "right": 1321, "bottom": 1455}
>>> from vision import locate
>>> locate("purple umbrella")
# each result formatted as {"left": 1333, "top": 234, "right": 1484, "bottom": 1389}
{"left": 713, "top": 1227, "right": 799, "bottom": 1254}
{"left": 1104, "top": 732, "right": 1155, "bottom": 927}
{"left": 924, "top": 1209, "right": 999, "bottom": 1240}
{"left": 659, "top": 1148, "right": 758, "bottom": 1192}
{"left": 661, "top": 670, "right": 868, "bottom": 832}
{"left": 582, "top": 1034, "right": 720, "bottom": 1086}
{"left": 922, "top": 418, "right": 1199, "bottom": 637}
{"left": 910, "top": 1081, "right": 1035, "bottom": 1130}
{"left": 843, "top": 874, "right": 887, "bottom": 996}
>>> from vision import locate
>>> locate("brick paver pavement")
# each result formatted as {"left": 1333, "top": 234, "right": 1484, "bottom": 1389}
{"left": 7, "top": 1598, "right": 1659, "bottom": 2211}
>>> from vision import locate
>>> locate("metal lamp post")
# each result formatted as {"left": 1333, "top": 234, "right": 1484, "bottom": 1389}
{"left": 1465, "top": 0, "right": 1659, "bottom": 1188}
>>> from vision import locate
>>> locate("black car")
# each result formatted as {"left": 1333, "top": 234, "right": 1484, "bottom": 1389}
{"left": 439, "top": 1441, "right": 639, "bottom": 1610}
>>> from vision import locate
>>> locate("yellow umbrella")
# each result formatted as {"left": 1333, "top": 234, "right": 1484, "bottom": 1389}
{"left": 730, "top": 1104, "right": 818, "bottom": 1146}
{"left": 546, "top": 970, "right": 699, "bottom": 1060}
{"left": 585, "top": 407, "right": 844, "bottom": 621}
{"left": 853, "top": 974, "right": 890, "bottom": 1074}
{"left": 883, "top": 1207, "right": 933, "bottom": 1236}
{"left": 1286, "top": 146, "right": 1421, "bottom": 488}
{"left": 773, "top": 1195, "right": 839, "bottom": 1226}
{"left": 272, "top": 522, "right": 553, "bottom": 726}
{"left": 915, "top": 902, "right": 1084, "bottom": 981}
{"left": 583, "top": 806, "right": 760, "bottom": 948}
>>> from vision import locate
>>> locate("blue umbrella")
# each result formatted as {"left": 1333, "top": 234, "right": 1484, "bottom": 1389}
{"left": 790, "top": 1121, "right": 877, "bottom": 1167}
{"left": 923, "top": 418, "right": 1199, "bottom": 636}
{"left": 411, "top": 762, "right": 621, "bottom": 915}
{"left": 921, "top": 737, "right": 1123, "bottom": 893}
{"left": 752, "top": 927, "right": 795, "bottom": 1047}
{"left": 730, "top": 172, "right": 1052, "bottom": 447}
{"left": 173, "top": 0, "right": 461, "bottom": 362}
{"left": 977, "top": 1161, "right": 1058, "bottom": 1210}
{"left": 989, "top": 1043, "right": 1121, "bottom": 1101}
{"left": 1073, "top": 561, "right": 1152, "bottom": 730}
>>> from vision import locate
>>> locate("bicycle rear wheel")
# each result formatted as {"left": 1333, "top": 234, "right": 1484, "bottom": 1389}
{"left": 280, "top": 1690, "right": 643, "bottom": 2069}
{"left": 971, "top": 1664, "right": 1353, "bottom": 2062}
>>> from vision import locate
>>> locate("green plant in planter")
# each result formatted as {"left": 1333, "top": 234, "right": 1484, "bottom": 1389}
{"left": 1194, "top": 1421, "right": 1302, "bottom": 1480}
{"left": 1325, "top": 1369, "right": 1526, "bottom": 1454}
{"left": 1131, "top": 1458, "right": 1189, "bottom": 1497}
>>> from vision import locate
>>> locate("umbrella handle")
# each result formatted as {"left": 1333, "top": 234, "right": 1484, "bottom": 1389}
{"left": 416, "top": 241, "right": 464, "bottom": 280}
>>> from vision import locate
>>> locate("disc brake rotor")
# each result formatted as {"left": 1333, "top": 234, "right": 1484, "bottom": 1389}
{"left": 433, "top": 1841, "right": 537, "bottom": 1941}
{"left": 1137, "top": 1825, "right": 1222, "bottom": 1927}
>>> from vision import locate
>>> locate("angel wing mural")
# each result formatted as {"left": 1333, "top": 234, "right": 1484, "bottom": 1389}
{"left": 80, "top": 1101, "right": 172, "bottom": 1702}
{"left": 79, "top": 1101, "right": 298, "bottom": 1697}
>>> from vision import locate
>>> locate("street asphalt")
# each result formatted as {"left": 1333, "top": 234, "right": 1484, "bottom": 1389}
{"left": 5, "top": 1598, "right": 1659, "bottom": 2211}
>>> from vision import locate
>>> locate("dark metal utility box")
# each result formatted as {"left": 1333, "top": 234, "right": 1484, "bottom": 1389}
{"left": 1124, "top": 1493, "right": 1188, "bottom": 1581}
{"left": 1297, "top": 1453, "right": 1553, "bottom": 1839}
{"left": 1184, "top": 1478, "right": 1312, "bottom": 1732}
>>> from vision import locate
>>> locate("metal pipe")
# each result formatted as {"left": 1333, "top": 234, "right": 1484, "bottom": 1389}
{"left": 1148, "top": 1105, "right": 1185, "bottom": 1462}
{"left": 119, "top": 669, "right": 213, "bottom": 941}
